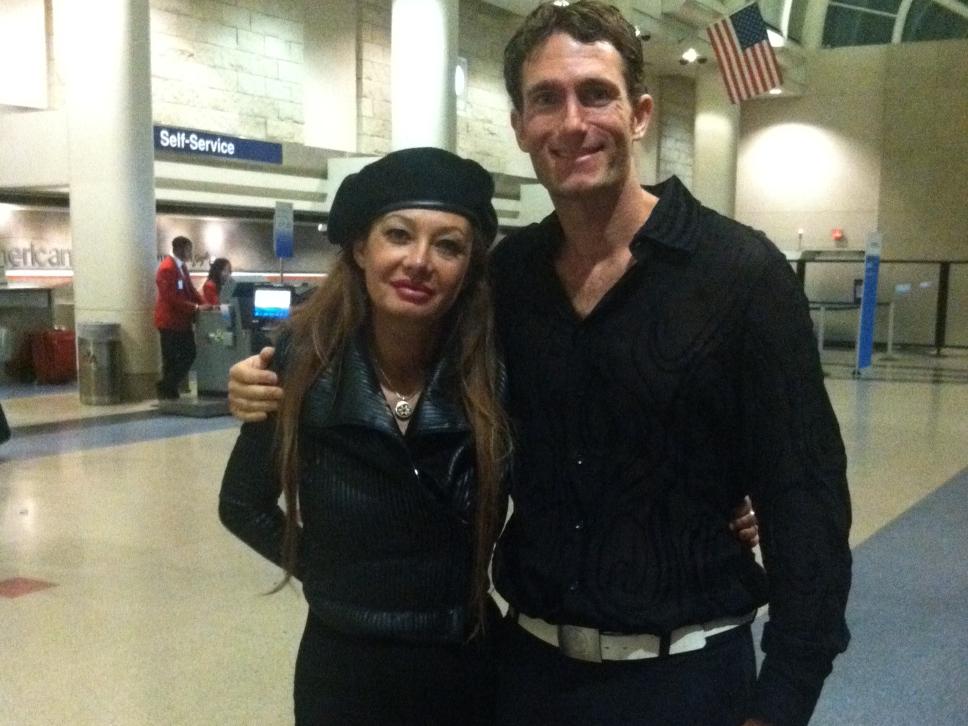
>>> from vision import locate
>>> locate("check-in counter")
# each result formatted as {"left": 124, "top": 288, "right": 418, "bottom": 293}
{"left": 192, "top": 281, "right": 312, "bottom": 396}
{"left": 194, "top": 305, "right": 253, "bottom": 396}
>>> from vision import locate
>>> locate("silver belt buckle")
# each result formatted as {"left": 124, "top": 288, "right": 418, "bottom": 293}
{"left": 669, "top": 623, "right": 707, "bottom": 654}
{"left": 558, "top": 624, "right": 603, "bottom": 663}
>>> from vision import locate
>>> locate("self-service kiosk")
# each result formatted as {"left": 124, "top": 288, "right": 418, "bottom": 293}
{"left": 193, "top": 282, "right": 294, "bottom": 397}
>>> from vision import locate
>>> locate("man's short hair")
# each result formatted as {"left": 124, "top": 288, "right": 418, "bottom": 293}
{"left": 503, "top": 0, "right": 648, "bottom": 112}
{"left": 172, "top": 235, "right": 192, "bottom": 256}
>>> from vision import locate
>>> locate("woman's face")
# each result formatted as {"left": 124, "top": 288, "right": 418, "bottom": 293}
{"left": 221, "top": 262, "right": 232, "bottom": 282}
{"left": 353, "top": 208, "right": 474, "bottom": 331}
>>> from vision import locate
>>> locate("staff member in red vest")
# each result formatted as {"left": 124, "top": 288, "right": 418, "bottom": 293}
{"left": 154, "top": 235, "right": 207, "bottom": 400}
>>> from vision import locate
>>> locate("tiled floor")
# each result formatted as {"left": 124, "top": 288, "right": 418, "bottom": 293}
{"left": 1, "top": 347, "right": 966, "bottom": 725}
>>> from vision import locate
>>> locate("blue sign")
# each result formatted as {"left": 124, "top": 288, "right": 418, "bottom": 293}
{"left": 855, "top": 232, "right": 882, "bottom": 373}
{"left": 274, "top": 201, "right": 294, "bottom": 259}
{"left": 154, "top": 125, "right": 282, "bottom": 164}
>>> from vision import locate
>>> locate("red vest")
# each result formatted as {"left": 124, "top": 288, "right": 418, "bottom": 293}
{"left": 154, "top": 256, "right": 203, "bottom": 331}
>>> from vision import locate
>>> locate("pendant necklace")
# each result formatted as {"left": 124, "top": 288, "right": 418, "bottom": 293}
{"left": 374, "top": 360, "right": 421, "bottom": 421}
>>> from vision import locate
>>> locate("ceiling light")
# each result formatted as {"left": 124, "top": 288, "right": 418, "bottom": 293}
{"left": 681, "top": 48, "right": 699, "bottom": 64}
{"left": 0, "top": 203, "right": 18, "bottom": 227}
{"left": 454, "top": 57, "right": 468, "bottom": 97}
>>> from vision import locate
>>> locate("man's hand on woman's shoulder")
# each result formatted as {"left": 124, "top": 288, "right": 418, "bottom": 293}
{"left": 228, "top": 347, "right": 284, "bottom": 422}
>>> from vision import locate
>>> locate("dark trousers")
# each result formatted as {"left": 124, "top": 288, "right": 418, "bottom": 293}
{"left": 157, "top": 329, "right": 195, "bottom": 399}
{"left": 293, "top": 609, "right": 497, "bottom": 726}
{"left": 0, "top": 402, "right": 9, "bottom": 444}
{"left": 495, "top": 618, "right": 756, "bottom": 726}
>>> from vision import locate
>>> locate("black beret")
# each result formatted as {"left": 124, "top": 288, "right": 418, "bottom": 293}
{"left": 327, "top": 147, "right": 497, "bottom": 248}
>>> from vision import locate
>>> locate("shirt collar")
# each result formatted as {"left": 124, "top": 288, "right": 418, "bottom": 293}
{"left": 629, "top": 175, "right": 703, "bottom": 261}
{"left": 534, "top": 175, "right": 703, "bottom": 263}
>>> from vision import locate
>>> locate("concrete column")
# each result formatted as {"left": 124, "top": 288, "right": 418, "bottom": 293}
{"left": 390, "top": 0, "right": 457, "bottom": 150}
{"left": 635, "top": 71, "right": 661, "bottom": 185}
{"left": 61, "top": 0, "right": 157, "bottom": 400}
{"left": 799, "top": 0, "right": 830, "bottom": 50}
{"left": 0, "top": 0, "right": 48, "bottom": 109}
{"left": 693, "top": 68, "right": 740, "bottom": 217}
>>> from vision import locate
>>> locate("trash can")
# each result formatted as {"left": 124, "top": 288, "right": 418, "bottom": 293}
{"left": 77, "top": 322, "right": 122, "bottom": 405}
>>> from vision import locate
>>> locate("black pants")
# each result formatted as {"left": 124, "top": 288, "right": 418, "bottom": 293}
{"left": 495, "top": 618, "right": 756, "bottom": 726}
{"left": 157, "top": 329, "right": 195, "bottom": 399}
{"left": 0, "top": 402, "right": 9, "bottom": 444}
{"left": 293, "top": 610, "right": 497, "bottom": 726}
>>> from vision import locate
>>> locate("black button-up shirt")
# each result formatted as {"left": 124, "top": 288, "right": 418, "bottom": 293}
{"left": 490, "top": 177, "right": 851, "bottom": 726}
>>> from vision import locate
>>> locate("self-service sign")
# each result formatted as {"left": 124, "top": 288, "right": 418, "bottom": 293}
{"left": 274, "top": 201, "right": 294, "bottom": 259}
{"left": 154, "top": 125, "right": 282, "bottom": 164}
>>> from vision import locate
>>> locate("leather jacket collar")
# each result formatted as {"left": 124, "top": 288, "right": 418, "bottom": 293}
{"left": 302, "top": 327, "right": 469, "bottom": 437}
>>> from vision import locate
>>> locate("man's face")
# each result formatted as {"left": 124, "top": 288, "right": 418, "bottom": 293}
{"left": 175, "top": 243, "right": 192, "bottom": 262}
{"left": 510, "top": 32, "right": 652, "bottom": 200}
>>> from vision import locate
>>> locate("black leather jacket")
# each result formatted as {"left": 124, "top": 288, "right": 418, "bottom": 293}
{"left": 219, "top": 329, "right": 480, "bottom": 643}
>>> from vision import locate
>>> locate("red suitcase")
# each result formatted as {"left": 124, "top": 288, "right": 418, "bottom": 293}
{"left": 31, "top": 329, "right": 77, "bottom": 384}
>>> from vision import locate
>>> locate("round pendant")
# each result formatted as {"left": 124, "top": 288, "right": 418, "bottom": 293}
{"left": 393, "top": 399, "right": 413, "bottom": 420}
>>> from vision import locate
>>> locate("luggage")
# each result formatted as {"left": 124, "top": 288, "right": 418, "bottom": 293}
{"left": 31, "top": 328, "right": 77, "bottom": 384}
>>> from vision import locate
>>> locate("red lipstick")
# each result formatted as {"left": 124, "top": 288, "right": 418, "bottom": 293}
{"left": 391, "top": 280, "right": 433, "bottom": 304}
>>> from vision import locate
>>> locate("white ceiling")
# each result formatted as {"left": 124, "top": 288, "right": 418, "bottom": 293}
{"left": 482, "top": 0, "right": 805, "bottom": 90}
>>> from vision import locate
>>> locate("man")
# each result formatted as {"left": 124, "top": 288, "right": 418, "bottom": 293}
{"left": 154, "top": 235, "right": 206, "bottom": 400}
{"left": 227, "top": 3, "right": 850, "bottom": 724}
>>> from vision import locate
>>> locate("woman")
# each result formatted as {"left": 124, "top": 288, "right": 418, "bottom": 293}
{"left": 202, "top": 257, "right": 232, "bottom": 305}
{"left": 219, "top": 147, "right": 509, "bottom": 725}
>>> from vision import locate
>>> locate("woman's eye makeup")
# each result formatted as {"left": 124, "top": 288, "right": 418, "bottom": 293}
{"left": 384, "top": 226, "right": 411, "bottom": 242}
{"left": 435, "top": 238, "right": 467, "bottom": 257}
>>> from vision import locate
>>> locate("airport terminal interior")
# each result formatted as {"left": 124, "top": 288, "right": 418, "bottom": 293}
{"left": 2, "top": 350, "right": 967, "bottom": 724}
{"left": 1, "top": 0, "right": 967, "bottom": 724}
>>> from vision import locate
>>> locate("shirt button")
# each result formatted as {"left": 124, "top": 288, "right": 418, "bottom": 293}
{"left": 568, "top": 581, "right": 579, "bottom": 592}
{"left": 574, "top": 455, "right": 584, "bottom": 466}
{"left": 574, "top": 520, "right": 584, "bottom": 531}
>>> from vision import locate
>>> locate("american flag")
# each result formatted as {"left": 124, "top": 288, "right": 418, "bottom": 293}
{"left": 707, "top": 4, "right": 782, "bottom": 104}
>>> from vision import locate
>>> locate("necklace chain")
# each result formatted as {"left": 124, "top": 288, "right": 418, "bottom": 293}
{"left": 374, "top": 359, "right": 422, "bottom": 421}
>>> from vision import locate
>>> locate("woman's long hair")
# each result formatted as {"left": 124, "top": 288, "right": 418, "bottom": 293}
{"left": 206, "top": 258, "right": 231, "bottom": 294}
{"left": 273, "top": 230, "right": 511, "bottom": 633}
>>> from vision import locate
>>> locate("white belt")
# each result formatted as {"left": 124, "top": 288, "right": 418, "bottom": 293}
{"left": 513, "top": 610, "right": 755, "bottom": 663}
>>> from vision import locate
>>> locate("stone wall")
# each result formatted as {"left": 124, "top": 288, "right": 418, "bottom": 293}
{"left": 456, "top": 0, "right": 521, "bottom": 174}
{"left": 356, "top": 0, "right": 391, "bottom": 155}
{"left": 354, "top": 0, "right": 522, "bottom": 169}
{"left": 40, "top": 0, "right": 698, "bottom": 180}
{"left": 149, "top": 0, "right": 305, "bottom": 142}
{"left": 656, "top": 76, "right": 695, "bottom": 189}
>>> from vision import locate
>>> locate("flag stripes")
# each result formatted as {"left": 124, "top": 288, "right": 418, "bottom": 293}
{"left": 707, "top": 4, "right": 782, "bottom": 104}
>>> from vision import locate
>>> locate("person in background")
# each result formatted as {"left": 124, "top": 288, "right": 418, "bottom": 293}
{"left": 154, "top": 235, "right": 209, "bottom": 400}
{"left": 219, "top": 148, "right": 510, "bottom": 725}
{"left": 202, "top": 257, "right": 232, "bottom": 305}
